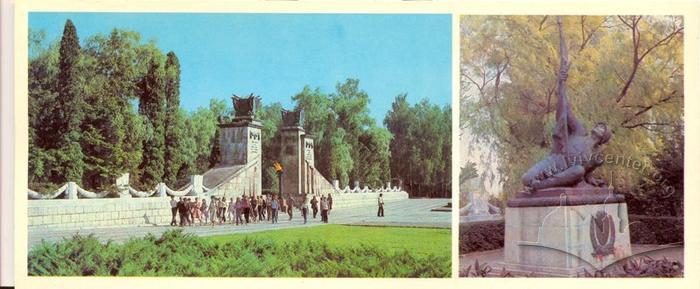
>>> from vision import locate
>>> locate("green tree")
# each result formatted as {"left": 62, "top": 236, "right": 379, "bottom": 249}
{"left": 80, "top": 29, "right": 149, "bottom": 191}
{"left": 138, "top": 58, "right": 166, "bottom": 187}
{"left": 292, "top": 86, "right": 336, "bottom": 183}
{"left": 460, "top": 16, "right": 683, "bottom": 197}
{"left": 28, "top": 30, "right": 59, "bottom": 189}
{"left": 330, "top": 79, "right": 374, "bottom": 185}
{"left": 163, "top": 51, "right": 183, "bottom": 186}
{"left": 52, "top": 19, "right": 85, "bottom": 183}
{"left": 355, "top": 125, "right": 392, "bottom": 187}
{"left": 385, "top": 96, "right": 452, "bottom": 198}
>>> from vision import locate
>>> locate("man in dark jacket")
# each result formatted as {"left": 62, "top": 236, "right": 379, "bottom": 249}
{"left": 311, "top": 195, "right": 319, "bottom": 219}
{"left": 177, "top": 197, "right": 187, "bottom": 226}
{"left": 169, "top": 196, "right": 178, "bottom": 226}
{"left": 327, "top": 194, "right": 333, "bottom": 216}
{"left": 287, "top": 196, "right": 294, "bottom": 221}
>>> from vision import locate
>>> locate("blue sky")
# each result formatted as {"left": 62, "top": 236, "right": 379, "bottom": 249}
{"left": 29, "top": 13, "right": 451, "bottom": 123}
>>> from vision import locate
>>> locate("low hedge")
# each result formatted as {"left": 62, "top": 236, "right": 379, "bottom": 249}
{"left": 459, "top": 220, "right": 505, "bottom": 254}
{"left": 628, "top": 214, "right": 683, "bottom": 245}
{"left": 29, "top": 229, "right": 450, "bottom": 277}
{"left": 459, "top": 214, "right": 683, "bottom": 254}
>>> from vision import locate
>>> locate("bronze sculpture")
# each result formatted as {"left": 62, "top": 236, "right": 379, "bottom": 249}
{"left": 520, "top": 17, "right": 612, "bottom": 194}
{"left": 232, "top": 93, "right": 260, "bottom": 120}
{"left": 281, "top": 108, "right": 305, "bottom": 127}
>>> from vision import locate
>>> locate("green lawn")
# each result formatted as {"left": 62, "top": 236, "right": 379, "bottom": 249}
{"left": 206, "top": 224, "right": 451, "bottom": 258}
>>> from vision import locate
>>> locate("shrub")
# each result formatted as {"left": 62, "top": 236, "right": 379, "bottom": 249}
{"left": 28, "top": 229, "right": 450, "bottom": 277}
{"left": 458, "top": 258, "right": 683, "bottom": 277}
{"left": 459, "top": 259, "right": 513, "bottom": 277}
{"left": 459, "top": 220, "right": 505, "bottom": 254}
{"left": 583, "top": 256, "right": 683, "bottom": 277}
{"left": 629, "top": 214, "right": 683, "bottom": 245}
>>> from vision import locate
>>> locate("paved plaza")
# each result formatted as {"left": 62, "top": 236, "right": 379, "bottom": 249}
{"left": 29, "top": 198, "right": 450, "bottom": 248}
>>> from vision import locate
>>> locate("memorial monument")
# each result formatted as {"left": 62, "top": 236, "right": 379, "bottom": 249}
{"left": 203, "top": 94, "right": 263, "bottom": 196}
{"left": 280, "top": 108, "right": 310, "bottom": 200}
{"left": 502, "top": 17, "right": 632, "bottom": 276}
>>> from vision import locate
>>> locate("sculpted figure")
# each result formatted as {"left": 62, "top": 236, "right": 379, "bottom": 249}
{"left": 281, "top": 108, "right": 305, "bottom": 127}
{"left": 232, "top": 94, "right": 260, "bottom": 120}
{"left": 521, "top": 18, "right": 612, "bottom": 193}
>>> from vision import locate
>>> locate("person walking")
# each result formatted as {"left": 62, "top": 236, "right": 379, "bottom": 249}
{"left": 193, "top": 197, "right": 202, "bottom": 225}
{"left": 266, "top": 195, "right": 272, "bottom": 221}
{"left": 201, "top": 199, "right": 209, "bottom": 224}
{"left": 251, "top": 196, "right": 258, "bottom": 223}
{"left": 377, "top": 193, "right": 384, "bottom": 217}
{"left": 210, "top": 196, "right": 218, "bottom": 225}
{"left": 234, "top": 197, "right": 243, "bottom": 225}
{"left": 242, "top": 195, "right": 251, "bottom": 224}
{"left": 327, "top": 194, "right": 333, "bottom": 217}
{"left": 177, "top": 197, "right": 187, "bottom": 226}
{"left": 222, "top": 197, "right": 229, "bottom": 223}
{"left": 270, "top": 195, "right": 280, "bottom": 224}
{"left": 287, "top": 196, "right": 294, "bottom": 221}
{"left": 169, "top": 196, "right": 178, "bottom": 226}
{"left": 227, "top": 197, "right": 236, "bottom": 223}
{"left": 259, "top": 196, "right": 267, "bottom": 221}
{"left": 185, "top": 198, "right": 193, "bottom": 226}
{"left": 301, "top": 194, "right": 310, "bottom": 224}
{"left": 320, "top": 196, "right": 329, "bottom": 223}
{"left": 311, "top": 195, "right": 319, "bottom": 219}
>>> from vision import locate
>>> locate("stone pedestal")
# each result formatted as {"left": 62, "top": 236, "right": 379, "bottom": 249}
{"left": 502, "top": 187, "right": 632, "bottom": 277}
{"left": 281, "top": 126, "right": 306, "bottom": 197}
{"left": 218, "top": 120, "right": 262, "bottom": 166}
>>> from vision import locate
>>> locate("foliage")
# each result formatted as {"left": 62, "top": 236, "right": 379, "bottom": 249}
{"left": 207, "top": 224, "right": 451, "bottom": 258}
{"left": 583, "top": 256, "right": 683, "bottom": 277}
{"left": 79, "top": 29, "right": 151, "bottom": 191}
{"left": 460, "top": 16, "right": 684, "bottom": 199}
{"left": 47, "top": 19, "right": 86, "bottom": 184}
{"left": 458, "top": 257, "right": 683, "bottom": 277}
{"left": 385, "top": 95, "right": 452, "bottom": 197}
{"left": 163, "top": 51, "right": 184, "bottom": 187}
{"left": 28, "top": 227, "right": 450, "bottom": 277}
{"left": 138, "top": 58, "right": 167, "bottom": 187}
{"left": 459, "top": 260, "right": 512, "bottom": 277}
{"left": 292, "top": 81, "right": 394, "bottom": 189}
{"left": 626, "top": 127, "right": 684, "bottom": 217}
{"left": 459, "top": 220, "right": 505, "bottom": 254}
{"left": 459, "top": 214, "right": 682, "bottom": 255}
{"left": 628, "top": 214, "right": 683, "bottom": 245}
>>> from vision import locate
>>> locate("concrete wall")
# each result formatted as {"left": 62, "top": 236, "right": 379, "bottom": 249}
{"left": 28, "top": 197, "right": 172, "bottom": 231}
{"left": 28, "top": 191, "right": 409, "bottom": 231}
{"left": 329, "top": 191, "right": 409, "bottom": 209}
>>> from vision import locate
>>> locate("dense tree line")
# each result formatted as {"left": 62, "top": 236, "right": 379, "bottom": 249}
{"left": 29, "top": 20, "right": 219, "bottom": 192}
{"left": 459, "top": 16, "right": 683, "bottom": 210}
{"left": 385, "top": 95, "right": 451, "bottom": 198}
{"left": 29, "top": 19, "right": 451, "bottom": 198}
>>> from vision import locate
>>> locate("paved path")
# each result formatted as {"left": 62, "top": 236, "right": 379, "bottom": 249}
{"left": 29, "top": 198, "right": 450, "bottom": 248}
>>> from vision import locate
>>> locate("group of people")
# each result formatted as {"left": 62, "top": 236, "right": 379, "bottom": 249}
{"left": 169, "top": 193, "right": 335, "bottom": 227}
